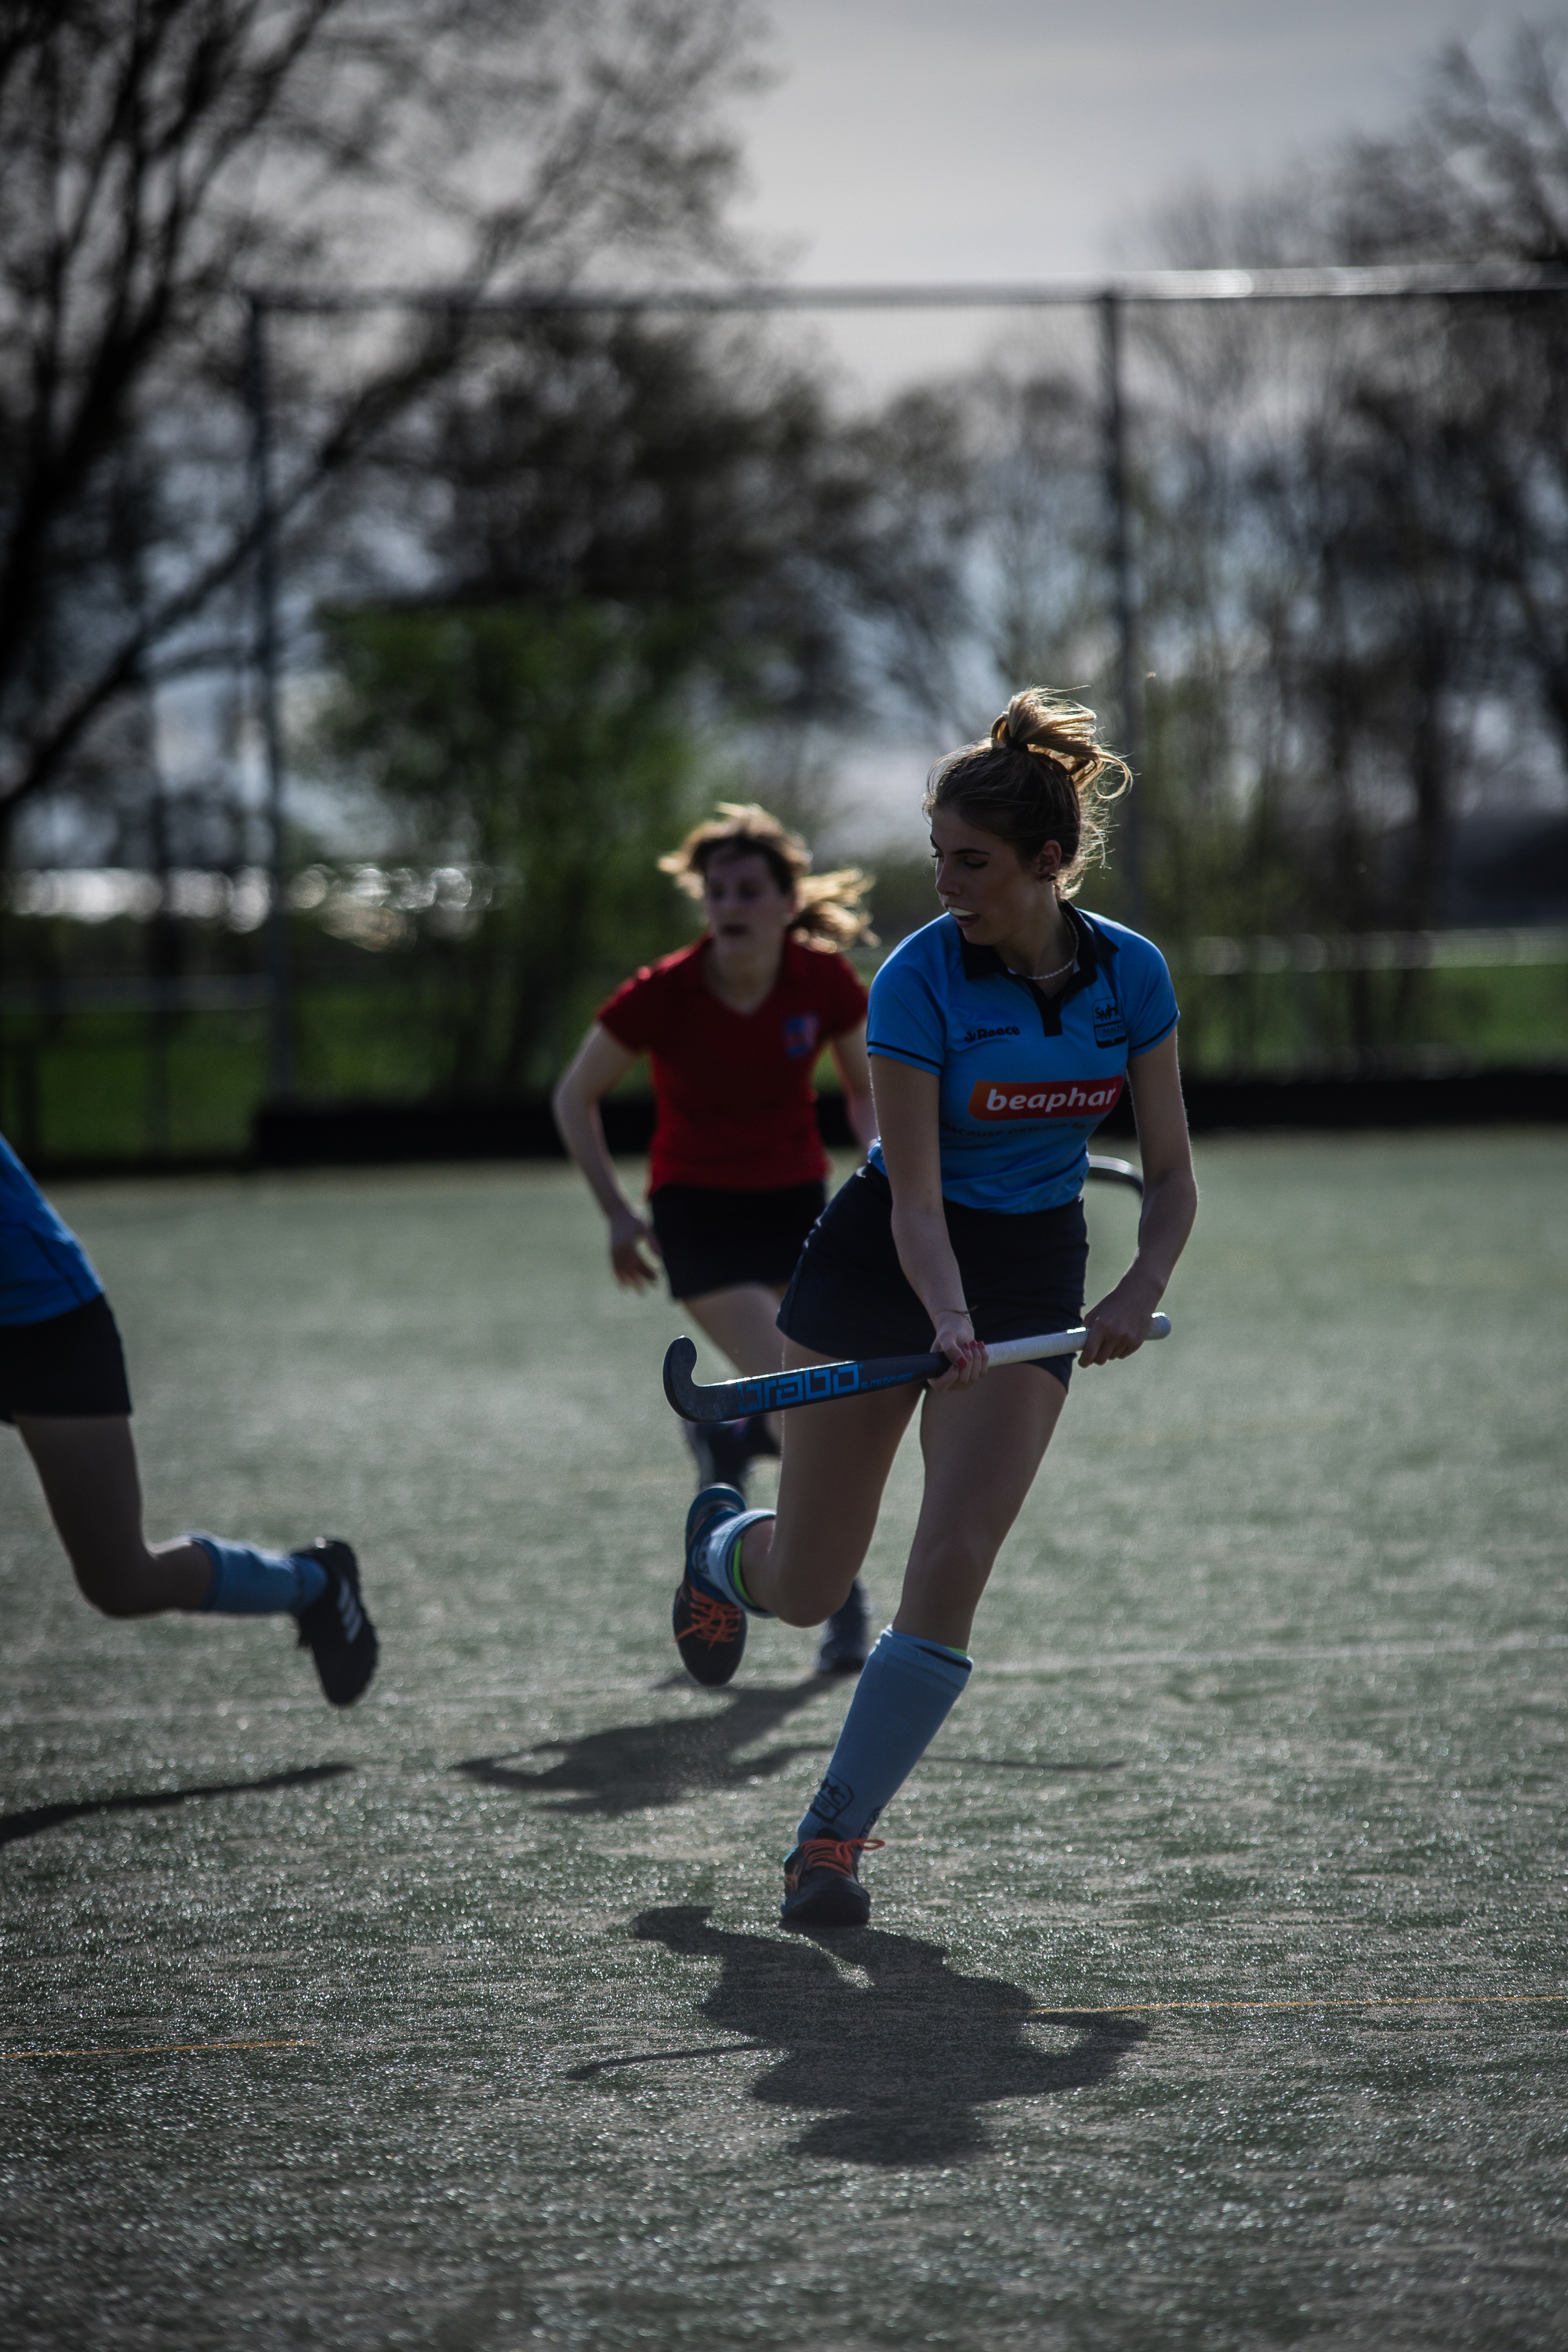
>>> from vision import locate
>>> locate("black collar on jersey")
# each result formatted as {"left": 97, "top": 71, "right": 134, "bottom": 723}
{"left": 954, "top": 904, "right": 1118, "bottom": 1038}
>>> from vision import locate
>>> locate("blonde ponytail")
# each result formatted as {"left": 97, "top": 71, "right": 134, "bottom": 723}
{"left": 926, "top": 688, "right": 1130, "bottom": 896}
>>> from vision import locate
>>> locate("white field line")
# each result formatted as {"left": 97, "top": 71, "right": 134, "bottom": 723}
{"left": 1028, "top": 1993, "right": 1568, "bottom": 2016}
{"left": 983, "top": 1632, "right": 1567, "bottom": 1677}
{"left": 0, "top": 1679, "right": 681, "bottom": 1730}
{"left": 2, "top": 2038, "right": 315, "bottom": 2060}
{"left": 4, "top": 1634, "right": 1562, "bottom": 1731}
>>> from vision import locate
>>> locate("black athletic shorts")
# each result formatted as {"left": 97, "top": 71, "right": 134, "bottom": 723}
{"left": 0, "top": 1291, "right": 132, "bottom": 1422}
{"left": 649, "top": 1180, "right": 828, "bottom": 1301}
{"left": 776, "top": 1163, "right": 1089, "bottom": 1390}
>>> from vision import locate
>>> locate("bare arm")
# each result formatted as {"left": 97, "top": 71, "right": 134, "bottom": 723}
{"left": 869, "top": 1053, "right": 988, "bottom": 1390}
{"left": 829, "top": 1022, "right": 879, "bottom": 1157}
{"left": 1079, "top": 1029, "right": 1197, "bottom": 1367}
{"left": 551, "top": 1023, "right": 661, "bottom": 1291}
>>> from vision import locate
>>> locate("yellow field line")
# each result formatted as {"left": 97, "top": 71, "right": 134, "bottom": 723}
{"left": 1029, "top": 1994, "right": 1568, "bottom": 2015}
{"left": 3, "top": 2037, "right": 316, "bottom": 2060}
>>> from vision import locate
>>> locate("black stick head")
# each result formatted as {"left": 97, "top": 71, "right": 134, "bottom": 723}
{"left": 662, "top": 1335, "right": 713, "bottom": 1423}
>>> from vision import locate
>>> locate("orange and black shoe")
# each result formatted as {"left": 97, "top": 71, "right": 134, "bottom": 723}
{"left": 672, "top": 1484, "right": 748, "bottom": 1687}
{"left": 779, "top": 1835, "right": 885, "bottom": 1929}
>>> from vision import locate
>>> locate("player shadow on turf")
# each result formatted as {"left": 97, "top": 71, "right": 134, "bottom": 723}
{"left": 0, "top": 1762, "right": 354, "bottom": 1847}
{"left": 623, "top": 1904, "right": 1149, "bottom": 2165}
{"left": 453, "top": 1679, "right": 835, "bottom": 1818}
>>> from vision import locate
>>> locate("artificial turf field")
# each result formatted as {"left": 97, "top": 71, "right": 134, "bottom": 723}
{"left": 2, "top": 1134, "right": 1564, "bottom": 2352}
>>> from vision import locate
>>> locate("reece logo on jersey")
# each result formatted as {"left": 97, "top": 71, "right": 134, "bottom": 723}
{"left": 967, "top": 1075, "right": 1125, "bottom": 1122}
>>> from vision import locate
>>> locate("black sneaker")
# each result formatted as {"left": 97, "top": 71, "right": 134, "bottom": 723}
{"left": 780, "top": 1835, "right": 885, "bottom": 1929}
{"left": 683, "top": 1416, "right": 753, "bottom": 1495}
{"left": 742, "top": 1411, "right": 779, "bottom": 1461}
{"left": 683, "top": 1412, "right": 778, "bottom": 1495}
{"left": 815, "top": 1577, "right": 872, "bottom": 1675}
{"left": 672, "top": 1484, "right": 748, "bottom": 1687}
{"left": 293, "top": 1538, "right": 378, "bottom": 1706}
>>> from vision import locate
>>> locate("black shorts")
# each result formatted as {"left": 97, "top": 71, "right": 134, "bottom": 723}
{"left": 649, "top": 1181, "right": 828, "bottom": 1301}
{"left": 776, "top": 1163, "right": 1089, "bottom": 1390}
{"left": 0, "top": 1292, "right": 132, "bottom": 1422}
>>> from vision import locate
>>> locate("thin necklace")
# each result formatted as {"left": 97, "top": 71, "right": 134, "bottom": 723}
{"left": 1011, "top": 937, "right": 1076, "bottom": 983}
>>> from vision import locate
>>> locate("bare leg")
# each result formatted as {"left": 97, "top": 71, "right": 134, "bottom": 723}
{"left": 737, "top": 1347, "right": 1068, "bottom": 1642}
{"left": 680, "top": 1281, "right": 786, "bottom": 1376}
{"left": 680, "top": 1283, "right": 789, "bottom": 1450}
{"left": 895, "top": 1368, "right": 1068, "bottom": 1650}
{"left": 14, "top": 1416, "right": 212, "bottom": 1617}
{"left": 733, "top": 1341, "right": 923, "bottom": 1625}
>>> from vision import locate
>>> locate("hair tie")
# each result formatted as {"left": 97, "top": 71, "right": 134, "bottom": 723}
{"left": 991, "top": 717, "right": 1052, "bottom": 757}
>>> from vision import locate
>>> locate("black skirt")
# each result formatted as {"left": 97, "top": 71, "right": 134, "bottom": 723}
{"left": 0, "top": 1291, "right": 132, "bottom": 1421}
{"left": 776, "top": 1164, "right": 1089, "bottom": 1388}
{"left": 648, "top": 1181, "right": 828, "bottom": 1301}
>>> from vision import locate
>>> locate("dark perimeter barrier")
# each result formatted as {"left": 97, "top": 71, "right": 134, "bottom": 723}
{"left": 251, "top": 1066, "right": 1568, "bottom": 1170}
{"left": 1164, "top": 1065, "right": 1568, "bottom": 1134}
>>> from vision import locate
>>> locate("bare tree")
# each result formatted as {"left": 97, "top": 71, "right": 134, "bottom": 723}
{"left": 0, "top": 0, "right": 762, "bottom": 826}
{"left": 1127, "top": 28, "right": 1568, "bottom": 977}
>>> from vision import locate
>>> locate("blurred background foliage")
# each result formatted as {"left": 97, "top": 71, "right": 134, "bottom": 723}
{"left": 312, "top": 601, "right": 713, "bottom": 1090}
{"left": 1, "top": 5, "right": 1566, "bottom": 1159}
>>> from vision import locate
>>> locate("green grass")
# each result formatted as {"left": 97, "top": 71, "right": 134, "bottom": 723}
{"left": 4, "top": 956, "right": 1566, "bottom": 1166}
{"left": 2, "top": 1138, "right": 1566, "bottom": 2348}
{"left": 1176, "top": 960, "right": 1568, "bottom": 1073}
{"left": 0, "top": 992, "right": 448, "bottom": 1162}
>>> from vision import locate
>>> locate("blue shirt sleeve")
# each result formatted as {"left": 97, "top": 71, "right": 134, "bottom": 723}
{"left": 1122, "top": 935, "right": 1179, "bottom": 1055}
{"left": 866, "top": 938, "right": 946, "bottom": 1073}
{"left": 0, "top": 1133, "right": 104, "bottom": 1323}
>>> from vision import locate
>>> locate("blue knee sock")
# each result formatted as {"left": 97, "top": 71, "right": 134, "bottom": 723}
{"left": 796, "top": 1627, "right": 972, "bottom": 1846}
{"left": 193, "top": 1536, "right": 326, "bottom": 1616}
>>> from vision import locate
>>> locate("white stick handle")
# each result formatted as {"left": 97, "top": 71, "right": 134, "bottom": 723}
{"left": 980, "top": 1312, "right": 1171, "bottom": 1369}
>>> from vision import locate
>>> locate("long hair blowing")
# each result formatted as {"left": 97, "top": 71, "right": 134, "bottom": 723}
{"left": 659, "top": 802, "right": 875, "bottom": 947}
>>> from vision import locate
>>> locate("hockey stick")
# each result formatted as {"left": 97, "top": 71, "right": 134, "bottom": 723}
{"left": 663, "top": 1314, "right": 1171, "bottom": 1425}
{"left": 1086, "top": 1154, "right": 1143, "bottom": 1196}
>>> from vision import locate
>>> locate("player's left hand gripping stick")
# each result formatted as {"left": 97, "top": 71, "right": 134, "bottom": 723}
{"left": 662, "top": 1316, "right": 1171, "bottom": 1425}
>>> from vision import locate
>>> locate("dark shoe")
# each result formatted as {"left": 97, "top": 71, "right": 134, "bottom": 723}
{"left": 780, "top": 1835, "right": 884, "bottom": 1929}
{"left": 683, "top": 1416, "right": 753, "bottom": 1496}
{"left": 672, "top": 1484, "right": 747, "bottom": 1687}
{"left": 293, "top": 1538, "right": 377, "bottom": 1707}
{"left": 742, "top": 1411, "right": 779, "bottom": 1461}
{"left": 683, "top": 1412, "right": 778, "bottom": 1495}
{"left": 815, "top": 1577, "right": 872, "bottom": 1675}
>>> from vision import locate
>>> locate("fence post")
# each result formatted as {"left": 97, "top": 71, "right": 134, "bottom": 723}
{"left": 245, "top": 293, "right": 292, "bottom": 1097}
{"left": 1100, "top": 289, "right": 1143, "bottom": 925}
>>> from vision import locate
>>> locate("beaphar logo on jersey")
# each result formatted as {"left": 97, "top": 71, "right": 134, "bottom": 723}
{"left": 968, "top": 1075, "right": 1125, "bottom": 1122}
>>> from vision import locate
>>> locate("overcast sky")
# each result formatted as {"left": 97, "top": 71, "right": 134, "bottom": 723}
{"left": 736, "top": 0, "right": 1503, "bottom": 276}
{"left": 715, "top": 0, "right": 1519, "bottom": 829}
{"left": 728, "top": 0, "right": 1508, "bottom": 389}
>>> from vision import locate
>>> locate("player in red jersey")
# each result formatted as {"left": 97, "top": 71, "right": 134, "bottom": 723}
{"left": 554, "top": 804, "right": 880, "bottom": 1671}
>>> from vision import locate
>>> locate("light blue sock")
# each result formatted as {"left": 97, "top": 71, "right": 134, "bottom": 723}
{"left": 194, "top": 1535, "right": 326, "bottom": 1616}
{"left": 796, "top": 1627, "right": 972, "bottom": 1845}
{"left": 697, "top": 1508, "right": 775, "bottom": 1616}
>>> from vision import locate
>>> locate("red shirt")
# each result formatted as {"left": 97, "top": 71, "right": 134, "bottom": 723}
{"left": 597, "top": 934, "right": 869, "bottom": 1192}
